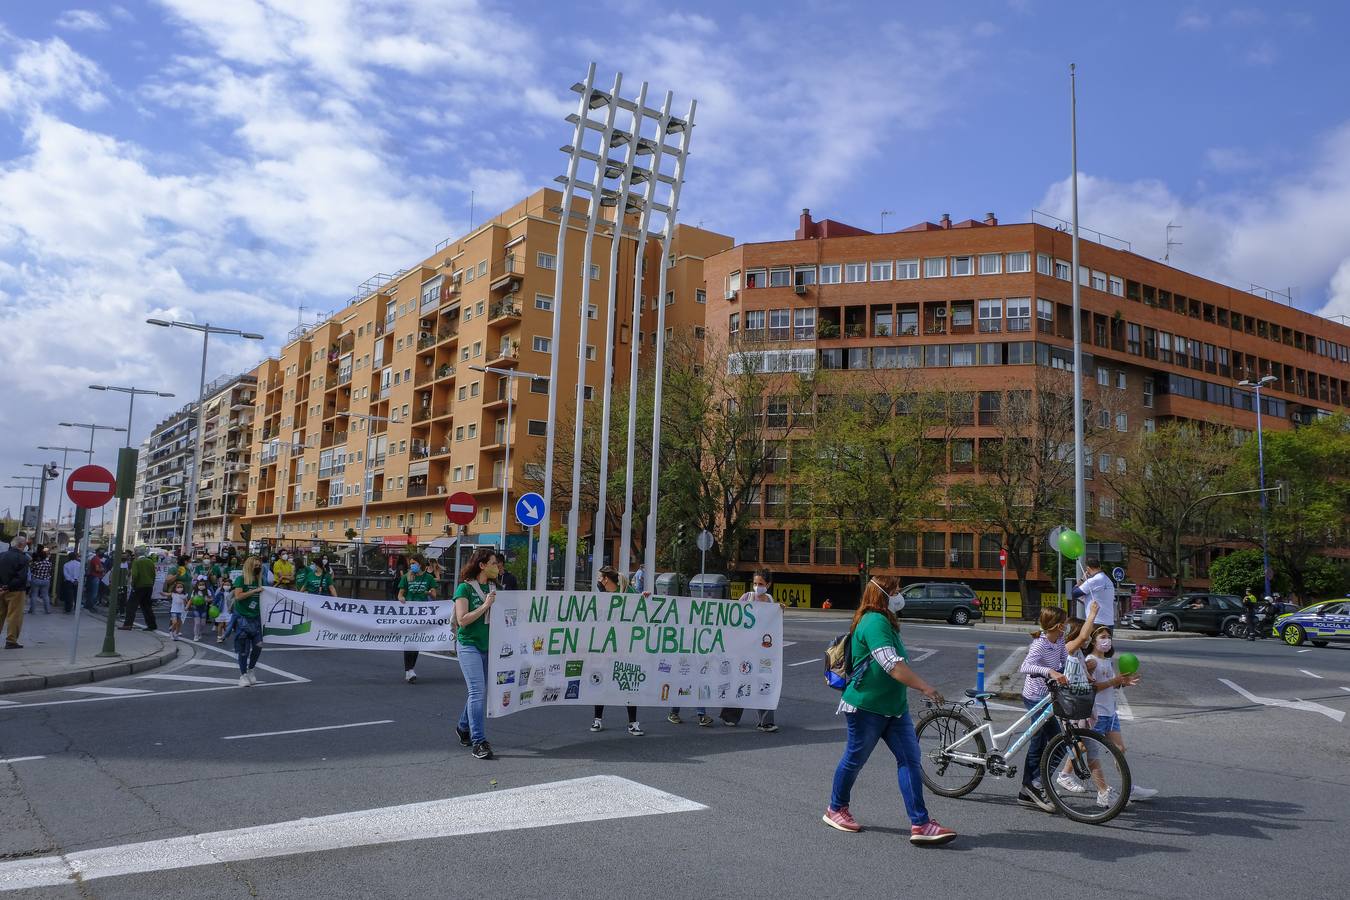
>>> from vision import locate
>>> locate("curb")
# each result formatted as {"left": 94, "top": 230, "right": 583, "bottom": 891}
{"left": 987, "top": 646, "right": 1029, "bottom": 700}
{"left": 971, "top": 622, "right": 1201, "bottom": 640}
{"left": 0, "top": 618, "right": 179, "bottom": 695}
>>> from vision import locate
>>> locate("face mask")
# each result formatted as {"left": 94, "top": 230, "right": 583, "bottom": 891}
{"left": 889, "top": 592, "right": 906, "bottom": 612}
{"left": 1096, "top": 637, "right": 1113, "bottom": 653}
{"left": 409, "top": 564, "right": 421, "bottom": 574}
{"left": 281, "top": 555, "right": 289, "bottom": 561}
{"left": 752, "top": 584, "right": 767, "bottom": 596}
{"left": 311, "top": 563, "right": 321, "bottom": 573}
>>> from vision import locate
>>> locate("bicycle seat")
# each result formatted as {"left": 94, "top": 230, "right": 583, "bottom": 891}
{"left": 964, "top": 689, "right": 996, "bottom": 700}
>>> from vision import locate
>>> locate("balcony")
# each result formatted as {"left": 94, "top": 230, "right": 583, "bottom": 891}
{"left": 436, "top": 363, "right": 456, "bottom": 382}
{"left": 489, "top": 255, "right": 524, "bottom": 292}
{"left": 320, "top": 430, "right": 348, "bottom": 449}
{"left": 437, "top": 324, "right": 460, "bottom": 346}
{"left": 413, "top": 405, "right": 434, "bottom": 423}
{"left": 415, "top": 367, "right": 435, "bottom": 387}
{"left": 337, "top": 370, "right": 353, "bottom": 386}
{"left": 411, "top": 442, "right": 430, "bottom": 460}
{"left": 407, "top": 482, "right": 430, "bottom": 498}
{"left": 489, "top": 297, "right": 522, "bottom": 324}
{"left": 486, "top": 341, "right": 520, "bottom": 367}
{"left": 417, "top": 333, "right": 438, "bottom": 350}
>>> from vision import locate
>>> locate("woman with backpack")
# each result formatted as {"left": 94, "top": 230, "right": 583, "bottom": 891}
{"left": 823, "top": 575, "right": 956, "bottom": 845}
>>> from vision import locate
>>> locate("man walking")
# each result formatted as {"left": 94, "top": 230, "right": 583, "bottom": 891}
{"left": 61, "top": 552, "right": 81, "bottom": 613}
{"left": 1077, "top": 557, "right": 1116, "bottom": 634}
{"left": 1, "top": 535, "right": 31, "bottom": 648}
{"left": 84, "top": 550, "right": 104, "bottom": 611}
{"left": 121, "top": 550, "right": 159, "bottom": 632}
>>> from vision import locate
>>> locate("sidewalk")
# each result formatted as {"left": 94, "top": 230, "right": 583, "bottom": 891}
{"left": 0, "top": 606, "right": 179, "bottom": 695}
{"left": 972, "top": 621, "right": 1201, "bottom": 640}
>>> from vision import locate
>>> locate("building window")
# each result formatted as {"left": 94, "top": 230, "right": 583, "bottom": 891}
{"left": 819, "top": 264, "right": 841, "bottom": 284}
{"left": 696, "top": 289, "right": 706, "bottom": 304}
{"left": 527, "top": 420, "right": 547, "bottom": 436}
{"left": 586, "top": 345, "right": 597, "bottom": 361}
{"left": 769, "top": 268, "right": 791, "bottom": 287}
{"left": 1007, "top": 251, "right": 1031, "bottom": 273}
{"left": 534, "top": 293, "right": 553, "bottom": 311}
{"left": 978, "top": 300, "right": 1003, "bottom": 333}
{"left": 694, "top": 326, "right": 706, "bottom": 341}
{"left": 978, "top": 391, "right": 1001, "bottom": 425}
{"left": 530, "top": 377, "right": 548, "bottom": 394}
{"left": 1091, "top": 271, "right": 1107, "bottom": 292}
{"left": 1116, "top": 371, "right": 1127, "bottom": 390}
{"left": 951, "top": 256, "right": 973, "bottom": 276}
{"left": 1036, "top": 253, "right": 1052, "bottom": 276}
{"left": 870, "top": 261, "right": 893, "bottom": 281}
{"left": 739, "top": 530, "right": 760, "bottom": 563}
{"left": 1054, "top": 259, "right": 1071, "bottom": 280}
{"left": 978, "top": 253, "right": 1002, "bottom": 275}
{"left": 763, "top": 529, "right": 785, "bottom": 563}
{"left": 728, "top": 313, "right": 739, "bottom": 340}
{"left": 1116, "top": 412, "right": 1128, "bottom": 432}
{"left": 895, "top": 258, "right": 919, "bottom": 280}
{"left": 794, "top": 267, "right": 816, "bottom": 286}
{"left": 951, "top": 532, "right": 975, "bottom": 567}
{"left": 814, "top": 533, "right": 837, "bottom": 566}
{"left": 1006, "top": 298, "right": 1031, "bottom": 332}
{"left": 537, "top": 252, "right": 557, "bottom": 270}
{"left": 922, "top": 532, "right": 946, "bottom": 568}
{"left": 793, "top": 308, "right": 816, "bottom": 341}
{"left": 844, "top": 263, "right": 867, "bottom": 283}
{"left": 924, "top": 257, "right": 946, "bottom": 278}
{"left": 768, "top": 309, "right": 791, "bottom": 341}
{"left": 532, "top": 336, "right": 552, "bottom": 353}
{"left": 1127, "top": 323, "right": 1141, "bottom": 355}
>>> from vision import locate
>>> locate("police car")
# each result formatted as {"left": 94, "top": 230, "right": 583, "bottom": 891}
{"left": 1272, "top": 599, "right": 1350, "bottom": 647}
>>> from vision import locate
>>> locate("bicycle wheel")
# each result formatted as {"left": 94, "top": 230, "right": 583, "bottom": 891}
{"left": 1041, "top": 728, "right": 1131, "bottom": 824}
{"left": 915, "top": 708, "right": 987, "bottom": 798}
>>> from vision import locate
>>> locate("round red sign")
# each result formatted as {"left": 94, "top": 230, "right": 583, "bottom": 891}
{"left": 66, "top": 464, "right": 117, "bottom": 509}
{"left": 444, "top": 491, "right": 477, "bottom": 526}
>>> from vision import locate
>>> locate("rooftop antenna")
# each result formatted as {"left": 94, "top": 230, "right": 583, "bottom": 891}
{"left": 1164, "top": 222, "right": 1182, "bottom": 262}
{"left": 297, "top": 303, "right": 306, "bottom": 326}
{"left": 880, "top": 209, "right": 894, "bottom": 232}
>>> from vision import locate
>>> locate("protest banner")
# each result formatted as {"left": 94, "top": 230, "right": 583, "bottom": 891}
{"left": 258, "top": 586, "right": 458, "bottom": 652}
{"left": 485, "top": 591, "right": 782, "bottom": 718}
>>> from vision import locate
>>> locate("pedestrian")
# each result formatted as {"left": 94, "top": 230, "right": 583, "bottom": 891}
{"left": 396, "top": 555, "right": 438, "bottom": 684}
{"left": 1, "top": 535, "right": 31, "bottom": 649}
{"left": 27, "top": 546, "right": 53, "bottom": 615}
{"left": 591, "top": 565, "right": 643, "bottom": 736}
{"left": 299, "top": 557, "right": 338, "bottom": 597}
{"left": 1243, "top": 588, "right": 1259, "bottom": 641}
{"left": 1076, "top": 557, "right": 1115, "bottom": 633}
{"left": 822, "top": 575, "right": 956, "bottom": 844}
{"left": 188, "top": 576, "right": 211, "bottom": 641}
{"left": 121, "top": 550, "right": 160, "bottom": 632}
{"left": 1016, "top": 604, "right": 1097, "bottom": 812}
{"left": 84, "top": 550, "right": 105, "bottom": 611}
{"left": 492, "top": 550, "right": 519, "bottom": 591}
{"left": 168, "top": 579, "right": 188, "bottom": 640}
{"left": 719, "top": 568, "right": 780, "bottom": 732}
{"left": 1083, "top": 624, "right": 1158, "bottom": 803}
{"left": 272, "top": 550, "right": 296, "bottom": 589}
{"left": 453, "top": 548, "right": 496, "bottom": 760}
{"left": 229, "top": 556, "right": 266, "bottom": 686}
{"left": 61, "top": 551, "right": 81, "bottom": 613}
{"left": 384, "top": 557, "right": 405, "bottom": 602}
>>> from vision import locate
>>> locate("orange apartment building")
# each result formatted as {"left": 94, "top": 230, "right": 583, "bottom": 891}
{"left": 242, "top": 188, "right": 731, "bottom": 559}
{"left": 703, "top": 209, "right": 1350, "bottom": 610}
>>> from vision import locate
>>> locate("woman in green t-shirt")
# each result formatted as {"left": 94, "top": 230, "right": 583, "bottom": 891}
{"left": 453, "top": 548, "right": 496, "bottom": 760}
{"left": 823, "top": 575, "right": 957, "bottom": 845}
{"left": 397, "top": 555, "right": 438, "bottom": 684}
{"left": 230, "top": 556, "right": 266, "bottom": 687}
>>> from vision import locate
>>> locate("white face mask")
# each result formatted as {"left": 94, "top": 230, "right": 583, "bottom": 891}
{"left": 1096, "top": 637, "right": 1113, "bottom": 654}
{"left": 889, "top": 593, "right": 905, "bottom": 612}
{"left": 752, "top": 584, "right": 767, "bottom": 596}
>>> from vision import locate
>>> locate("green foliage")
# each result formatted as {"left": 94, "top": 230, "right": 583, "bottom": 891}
{"left": 1208, "top": 548, "right": 1286, "bottom": 596}
{"left": 1298, "top": 555, "right": 1348, "bottom": 599}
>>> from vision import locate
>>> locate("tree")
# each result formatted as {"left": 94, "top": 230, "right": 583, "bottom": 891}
{"left": 1102, "top": 423, "right": 1241, "bottom": 593}
{"left": 1235, "top": 414, "right": 1350, "bottom": 601}
{"left": 1297, "top": 555, "right": 1348, "bottom": 599}
{"left": 1208, "top": 548, "right": 1287, "bottom": 597}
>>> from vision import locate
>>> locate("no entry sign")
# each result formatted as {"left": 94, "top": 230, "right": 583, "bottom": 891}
{"left": 66, "top": 464, "right": 117, "bottom": 509}
{"left": 445, "top": 491, "right": 477, "bottom": 526}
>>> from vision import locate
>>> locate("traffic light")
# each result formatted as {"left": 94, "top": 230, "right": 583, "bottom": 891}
{"left": 865, "top": 548, "right": 875, "bottom": 569}
{"left": 677, "top": 524, "right": 687, "bottom": 543}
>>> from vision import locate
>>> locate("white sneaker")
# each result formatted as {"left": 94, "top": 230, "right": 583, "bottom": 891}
{"left": 590, "top": 718, "right": 603, "bottom": 732}
{"left": 1096, "top": 787, "right": 1120, "bottom": 809}
{"left": 1056, "top": 772, "right": 1088, "bottom": 794}
{"left": 628, "top": 722, "right": 644, "bottom": 736}
{"left": 405, "top": 669, "right": 417, "bottom": 684}
{"left": 239, "top": 674, "right": 250, "bottom": 687}
{"left": 1130, "top": 785, "right": 1158, "bottom": 802}
{"left": 171, "top": 633, "right": 178, "bottom": 641}
{"left": 246, "top": 670, "right": 257, "bottom": 686}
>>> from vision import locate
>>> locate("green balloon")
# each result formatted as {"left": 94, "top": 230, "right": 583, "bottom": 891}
{"left": 1117, "top": 652, "right": 1140, "bottom": 675}
{"left": 1057, "top": 528, "right": 1085, "bottom": 560}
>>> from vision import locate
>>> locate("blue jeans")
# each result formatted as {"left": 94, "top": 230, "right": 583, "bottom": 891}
{"left": 27, "top": 578, "right": 51, "bottom": 613}
{"left": 1022, "top": 696, "right": 1061, "bottom": 787}
{"left": 233, "top": 617, "right": 262, "bottom": 674}
{"left": 84, "top": 576, "right": 101, "bottom": 609}
{"left": 456, "top": 645, "right": 488, "bottom": 744}
{"left": 830, "top": 709, "right": 930, "bottom": 826}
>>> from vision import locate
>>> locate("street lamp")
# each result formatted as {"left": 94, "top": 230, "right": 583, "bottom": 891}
{"left": 468, "top": 365, "right": 549, "bottom": 551}
{"left": 89, "top": 384, "right": 175, "bottom": 447}
{"left": 9, "top": 476, "right": 40, "bottom": 509}
{"left": 21, "top": 462, "right": 59, "bottom": 548}
{"left": 146, "top": 319, "right": 263, "bottom": 555}
{"left": 1238, "top": 373, "right": 1279, "bottom": 600}
{"left": 39, "top": 445, "right": 92, "bottom": 536}
{"left": 338, "top": 411, "right": 392, "bottom": 573}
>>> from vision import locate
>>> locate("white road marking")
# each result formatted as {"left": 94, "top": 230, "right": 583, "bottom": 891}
{"left": 183, "top": 659, "right": 243, "bottom": 669}
{"left": 169, "top": 634, "right": 311, "bottom": 683}
{"left": 801, "top": 721, "right": 845, "bottom": 731}
{"left": 781, "top": 641, "right": 797, "bottom": 648}
{"left": 1341, "top": 687, "right": 1350, "bottom": 694}
{"left": 0, "top": 775, "right": 704, "bottom": 891}
{"left": 788, "top": 657, "right": 822, "bottom": 667}
{"left": 139, "top": 673, "right": 244, "bottom": 686}
{"left": 1219, "top": 678, "right": 1346, "bottom": 723}
{"left": 1299, "top": 669, "right": 1323, "bottom": 679}
{"left": 907, "top": 647, "right": 938, "bottom": 664}
{"left": 1117, "top": 692, "right": 1134, "bottom": 721}
{"left": 1297, "top": 649, "right": 1313, "bottom": 653}
{"left": 0, "top": 756, "right": 46, "bottom": 764}
{"left": 0, "top": 700, "right": 21, "bottom": 707}
{"left": 60, "top": 686, "right": 152, "bottom": 696}
{"left": 224, "top": 720, "right": 394, "bottom": 741}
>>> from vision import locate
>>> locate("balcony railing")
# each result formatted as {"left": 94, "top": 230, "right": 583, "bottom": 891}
{"left": 407, "top": 483, "right": 430, "bottom": 498}
{"left": 489, "top": 255, "right": 525, "bottom": 291}
{"left": 489, "top": 298, "right": 522, "bottom": 322}
{"left": 413, "top": 405, "right": 434, "bottom": 423}
{"left": 417, "top": 333, "right": 437, "bottom": 350}
{"left": 415, "top": 368, "right": 434, "bottom": 387}
{"left": 437, "top": 324, "right": 460, "bottom": 344}
{"left": 436, "top": 364, "right": 456, "bottom": 381}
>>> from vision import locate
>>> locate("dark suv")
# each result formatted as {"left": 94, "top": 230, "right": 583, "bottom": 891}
{"left": 894, "top": 583, "right": 983, "bottom": 625}
{"left": 1132, "top": 594, "right": 1243, "bottom": 635}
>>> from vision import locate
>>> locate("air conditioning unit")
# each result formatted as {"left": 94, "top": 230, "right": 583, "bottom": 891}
{"left": 949, "top": 549, "right": 961, "bottom": 564}
{"left": 724, "top": 289, "right": 738, "bottom": 301}
{"left": 934, "top": 307, "right": 948, "bottom": 318}
{"left": 794, "top": 284, "right": 808, "bottom": 295}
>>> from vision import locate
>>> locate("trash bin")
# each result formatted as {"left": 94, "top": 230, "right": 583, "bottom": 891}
{"left": 654, "top": 572, "right": 688, "bottom": 596}
{"left": 688, "top": 573, "right": 730, "bottom": 600}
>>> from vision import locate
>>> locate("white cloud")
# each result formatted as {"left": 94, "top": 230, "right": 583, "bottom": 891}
{"left": 1245, "top": 42, "right": 1277, "bottom": 66}
{"left": 1205, "top": 146, "right": 1261, "bottom": 173}
{"left": 1036, "top": 122, "right": 1350, "bottom": 321}
{"left": 55, "top": 9, "right": 111, "bottom": 32}
{"left": 0, "top": 30, "right": 105, "bottom": 113}
{"left": 1176, "top": 10, "right": 1211, "bottom": 30}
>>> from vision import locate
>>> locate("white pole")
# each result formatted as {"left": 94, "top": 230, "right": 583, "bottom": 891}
{"left": 527, "top": 526, "right": 535, "bottom": 592}
{"left": 618, "top": 90, "right": 672, "bottom": 581}
{"left": 1001, "top": 562, "right": 1007, "bottom": 626}
{"left": 641, "top": 99, "right": 697, "bottom": 589}
{"left": 183, "top": 330, "right": 209, "bottom": 556}
{"left": 564, "top": 71, "right": 624, "bottom": 592}
{"left": 1069, "top": 64, "right": 1086, "bottom": 556}
{"left": 67, "top": 520, "right": 93, "bottom": 663}
{"left": 592, "top": 80, "right": 648, "bottom": 586}
{"left": 536, "top": 62, "right": 597, "bottom": 592}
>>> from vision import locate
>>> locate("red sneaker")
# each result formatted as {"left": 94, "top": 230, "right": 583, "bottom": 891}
{"left": 822, "top": 806, "right": 861, "bottom": 833}
{"left": 910, "top": 820, "right": 956, "bottom": 845}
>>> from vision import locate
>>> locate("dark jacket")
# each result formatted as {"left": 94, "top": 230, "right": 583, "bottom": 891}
{"left": 0, "top": 547, "right": 30, "bottom": 591}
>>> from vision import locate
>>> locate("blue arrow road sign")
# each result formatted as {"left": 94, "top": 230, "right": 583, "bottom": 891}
{"left": 515, "top": 492, "right": 545, "bottom": 528}
{"left": 1112, "top": 566, "right": 1125, "bottom": 582}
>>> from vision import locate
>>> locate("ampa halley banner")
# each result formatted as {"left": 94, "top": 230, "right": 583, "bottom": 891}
{"left": 260, "top": 586, "right": 458, "bottom": 651}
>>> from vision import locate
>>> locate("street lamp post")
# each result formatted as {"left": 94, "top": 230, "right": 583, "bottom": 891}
{"left": 21, "top": 463, "right": 60, "bottom": 548}
{"left": 337, "top": 411, "right": 392, "bottom": 574}
{"left": 89, "top": 384, "right": 176, "bottom": 448}
{"left": 58, "top": 421, "right": 126, "bottom": 662}
{"left": 39, "top": 445, "right": 92, "bottom": 536}
{"left": 469, "top": 365, "right": 549, "bottom": 552}
{"left": 1239, "top": 374, "right": 1279, "bottom": 600}
{"left": 8, "top": 476, "right": 40, "bottom": 510}
{"left": 146, "top": 319, "right": 263, "bottom": 556}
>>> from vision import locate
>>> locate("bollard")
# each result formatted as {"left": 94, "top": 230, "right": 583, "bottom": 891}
{"left": 976, "top": 644, "right": 986, "bottom": 694}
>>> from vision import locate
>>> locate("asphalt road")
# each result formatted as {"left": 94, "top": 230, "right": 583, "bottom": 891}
{"left": 3, "top": 614, "right": 1349, "bottom": 899}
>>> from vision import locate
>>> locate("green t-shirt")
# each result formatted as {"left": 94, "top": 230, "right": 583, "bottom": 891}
{"left": 298, "top": 568, "right": 333, "bottom": 595}
{"left": 453, "top": 580, "right": 490, "bottom": 651}
{"left": 399, "top": 572, "right": 438, "bottom": 601}
{"left": 130, "top": 557, "right": 157, "bottom": 589}
{"left": 232, "top": 576, "right": 262, "bottom": 619}
{"left": 842, "top": 611, "right": 909, "bottom": 718}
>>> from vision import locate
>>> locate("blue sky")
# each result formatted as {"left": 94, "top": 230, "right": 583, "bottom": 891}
{"left": 1, "top": 0, "right": 1348, "bottom": 505}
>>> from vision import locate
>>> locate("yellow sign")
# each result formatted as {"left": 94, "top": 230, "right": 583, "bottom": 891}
{"left": 974, "top": 590, "right": 1023, "bottom": 619}
{"left": 731, "top": 581, "right": 813, "bottom": 608}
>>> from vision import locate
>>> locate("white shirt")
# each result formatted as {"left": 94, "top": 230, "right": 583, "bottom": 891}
{"left": 1081, "top": 571, "right": 1116, "bottom": 626}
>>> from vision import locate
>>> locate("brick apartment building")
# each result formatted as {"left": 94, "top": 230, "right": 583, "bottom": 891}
{"left": 242, "top": 189, "right": 731, "bottom": 558}
{"left": 702, "top": 209, "right": 1350, "bottom": 610}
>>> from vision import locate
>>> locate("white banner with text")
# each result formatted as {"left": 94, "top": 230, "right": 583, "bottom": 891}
{"left": 259, "top": 586, "right": 458, "bottom": 652}
{"left": 485, "top": 591, "right": 782, "bottom": 718}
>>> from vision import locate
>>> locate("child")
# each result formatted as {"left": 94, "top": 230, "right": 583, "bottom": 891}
{"left": 1085, "top": 625, "right": 1158, "bottom": 803}
{"left": 168, "top": 581, "right": 188, "bottom": 641}
{"left": 188, "top": 576, "right": 210, "bottom": 641}
{"left": 214, "top": 579, "right": 233, "bottom": 644}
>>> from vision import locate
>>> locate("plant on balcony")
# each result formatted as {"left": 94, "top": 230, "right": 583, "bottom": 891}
{"left": 816, "top": 320, "right": 839, "bottom": 338}
{"left": 874, "top": 325, "right": 890, "bottom": 337}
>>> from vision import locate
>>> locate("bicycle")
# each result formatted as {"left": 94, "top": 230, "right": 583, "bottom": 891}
{"left": 914, "top": 675, "right": 1131, "bottom": 824}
